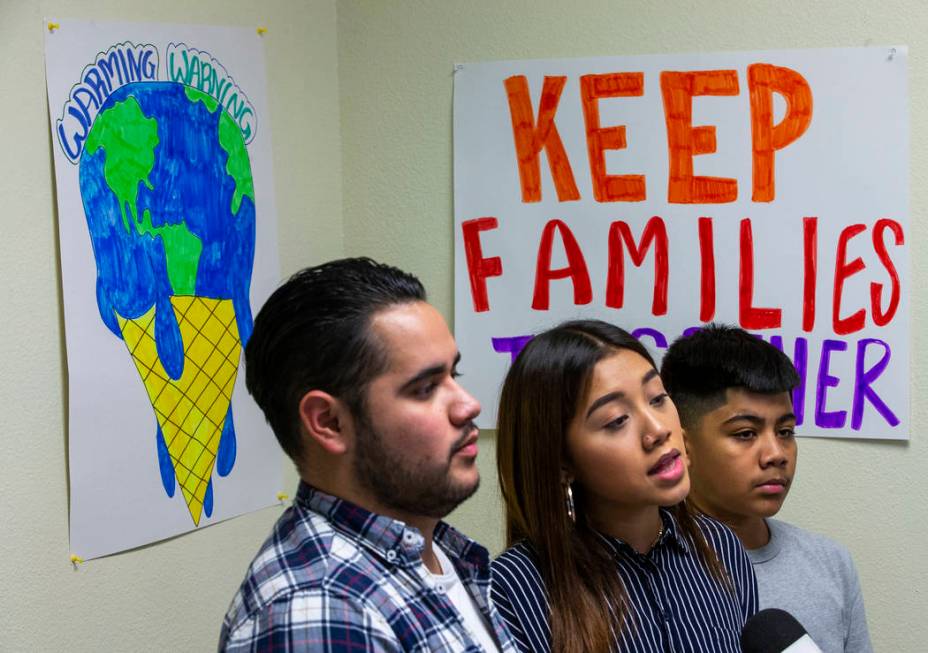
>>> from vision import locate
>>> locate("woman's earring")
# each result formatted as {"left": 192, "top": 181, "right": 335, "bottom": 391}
{"left": 565, "top": 482, "right": 576, "bottom": 523}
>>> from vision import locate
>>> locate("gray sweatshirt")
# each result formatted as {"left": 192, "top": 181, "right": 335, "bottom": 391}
{"left": 747, "top": 518, "right": 873, "bottom": 653}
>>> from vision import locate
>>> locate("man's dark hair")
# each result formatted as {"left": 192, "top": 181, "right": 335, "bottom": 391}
{"left": 244, "top": 257, "right": 426, "bottom": 462}
{"left": 660, "top": 323, "right": 800, "bottom": 430}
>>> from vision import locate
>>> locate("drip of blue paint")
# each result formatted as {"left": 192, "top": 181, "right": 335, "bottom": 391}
{"left": 217, "top": 410, "right": 237, "bottom": 477}
{"left": 156, "top": 424, "right": 175, "bottom": 497}
{"left": 204, "top": 478, "right": 214, "bottom": 518}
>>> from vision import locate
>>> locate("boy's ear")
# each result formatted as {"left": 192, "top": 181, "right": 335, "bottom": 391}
{"left": 298, "top": 390, "right": 351, "bottom": 455}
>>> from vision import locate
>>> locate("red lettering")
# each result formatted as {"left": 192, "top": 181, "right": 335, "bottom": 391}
{"left": 532, "top": 220, "right": 592, "bottom": 310}
{"left": 739, "top": 218, "right": 782, "bottom": 329}
{"left": 461, "top": 217, "right": 502, "bottom": 313}
{"left": 802, "top": 217, "right": 818, "bottom": 332}
{"left": 698, "top": 217, "right": 716, "bottom": 321}
{"left": 748, "top": 64, "right": 813, "bottom": 202}
{"left": 833, "top": 224, "right": 867, "bottom": 335}
{"left": 504, "top": 76, "right": 580, "bottom": 203}
{"left": 579, "top": 72, "right": 646, "bottom": 202}
{"left": 606, "top": 216, "right": 669, "bottom": 316}
{"left": 660, "top": 70, "right": 740, "bottom": 204}
{"left": 871, "top": 218, "right": 904, "bottom": 326}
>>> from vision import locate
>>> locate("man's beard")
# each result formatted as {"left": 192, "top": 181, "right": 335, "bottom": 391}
{"left": 352, "top": 410, "right": 480, "bottom": 519}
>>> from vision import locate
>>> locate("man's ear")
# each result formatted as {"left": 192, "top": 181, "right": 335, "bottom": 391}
{"left": 298, "top": 390, "right": 351, "bottom": 455}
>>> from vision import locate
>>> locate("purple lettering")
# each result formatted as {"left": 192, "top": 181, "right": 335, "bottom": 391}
{"left": 492, "top": 335, "right": 534, "bottom": 362}
{"left": 769, "top": 335, "right": 808, "bottom": 427}
{"left": 790, "top": 337, "right": 808, "bottom": 427}
{"left": 815, "top": 339, "right": 847, "bottom": 429}
{"left": 852, "top": 338, "right": 900, "bottom": 429}
{"left": 631, "top": 327, "right": 668, "bottom": 349}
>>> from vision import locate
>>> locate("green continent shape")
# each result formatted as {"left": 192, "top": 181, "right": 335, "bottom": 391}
{"left": 85, "top": 96, "right": 159, "bottom": 234}
{"left": 218, "top": 111, "right": 254, "bottom": 215}
{"left": 184, "top": 84, "right": 254, "bottom": 216}
{"left": 137, "top": 209, "right": 202, "bottom": 295}
{"left": 184, "top": 86, "right": 219, "bottom": 113}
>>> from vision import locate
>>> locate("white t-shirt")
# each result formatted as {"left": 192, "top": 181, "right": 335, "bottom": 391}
{"left": 431, "top": 545, "right": 501, "bottom": 652}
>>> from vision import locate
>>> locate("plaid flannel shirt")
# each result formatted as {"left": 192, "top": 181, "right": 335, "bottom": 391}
{"left": 219, "top": 482, "right": 516, "bottom": 652}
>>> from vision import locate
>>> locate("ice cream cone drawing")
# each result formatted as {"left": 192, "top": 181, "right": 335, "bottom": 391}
{"left": 117, "top": 297, "right": 241, "bottom": 524}
{"left": 77, "top": 79, "right": 257, "bottom": 525}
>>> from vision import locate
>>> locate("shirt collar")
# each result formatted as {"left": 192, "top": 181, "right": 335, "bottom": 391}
{"left": 295, "top": 481, "right": 490, "bottom": 574}
{"left": 747, "top": 517, "right": 783, "bottom": 563}
{"left": 595, "top": 507, "right": 691, "bottom": 557}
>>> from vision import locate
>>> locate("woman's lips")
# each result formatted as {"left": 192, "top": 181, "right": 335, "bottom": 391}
{"left": 648, "top": 450, "right": 684, "bottom": 482}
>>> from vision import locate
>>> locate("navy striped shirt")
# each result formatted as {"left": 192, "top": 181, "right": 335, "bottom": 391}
{"left": 490, "top": 509, "right": 757, "bottom": 653}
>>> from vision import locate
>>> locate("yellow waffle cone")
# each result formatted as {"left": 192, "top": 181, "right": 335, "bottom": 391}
{"left": 117, "top": 296, "right": 241, "bottom": 525}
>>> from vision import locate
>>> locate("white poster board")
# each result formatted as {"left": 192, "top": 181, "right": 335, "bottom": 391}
{"left": 45, "top": 19, "right": 283, "bottom": 559}
{"left": 454, "top": 47, "right": 909, "bottom": 439}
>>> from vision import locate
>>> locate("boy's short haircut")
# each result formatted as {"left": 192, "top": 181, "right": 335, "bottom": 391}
{"left": 660, "top": 324, "right": 801, "bottom": 430}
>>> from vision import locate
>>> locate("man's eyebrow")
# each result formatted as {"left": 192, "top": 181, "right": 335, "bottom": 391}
{"left": 399, "top": 352, "right": 461, "bottom": 392}
{"left": 586, "top": 391, "right": 625, "bottom": 419}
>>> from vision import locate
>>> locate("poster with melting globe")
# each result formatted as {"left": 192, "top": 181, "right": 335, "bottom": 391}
{"left": 45, "top": 20, "right": 282, "bottom": 559}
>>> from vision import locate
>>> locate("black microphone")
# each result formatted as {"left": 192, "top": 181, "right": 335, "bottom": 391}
{"left": 740, "top": 608, "right": 824, "bottom": 653}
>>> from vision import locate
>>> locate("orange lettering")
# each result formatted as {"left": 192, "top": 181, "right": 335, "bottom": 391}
{"left": 580, "top": 73, "right": 646, "bottom": 202}
{"left": 504, "top": 76, "right": 580, "bottom": 203}
{"left": 661, "top": 70, "right": 739, "bottom": 204}
{"left": 749, "top": 64, "right": 813, "bottom": 202}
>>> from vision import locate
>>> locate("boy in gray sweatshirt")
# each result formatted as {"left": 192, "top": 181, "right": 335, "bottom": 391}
{"left": 661, "top": 324, "right": 872, "bottom": 653}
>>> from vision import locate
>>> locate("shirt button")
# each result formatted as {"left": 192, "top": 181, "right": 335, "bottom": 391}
{"left": 434, "top": 583, "right": 445, "bottom": 594}
{"left": 386, "top": 549, "right": 398, "bottom": 562}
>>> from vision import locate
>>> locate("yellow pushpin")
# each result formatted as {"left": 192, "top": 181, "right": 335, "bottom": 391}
{"left": 276, "top": 491, "right": 289, "bottom": 504}
{"left": 69, "top": 553, "right": 84, "bottom": 566}
{"left": 48, "top": 22, "right": 60, "bottom": 33}
{"left": 256, "top": 26, "right": 268, "bottom": 36}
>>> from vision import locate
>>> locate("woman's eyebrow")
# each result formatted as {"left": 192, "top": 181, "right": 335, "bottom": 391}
{"left": 586, "top": 391, "right": 625, "bottom": 419}
{"left": 641, "top": 368, "right": 659, "bottom": 385}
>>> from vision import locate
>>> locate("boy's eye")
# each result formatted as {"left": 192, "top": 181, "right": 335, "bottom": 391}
{"left": 732, "top": 430, "right": 756, "bottom": 441}
{"left": 778, "top": 427, "right": 796, "bottom": 439}
{"left": 650, "top": 392, "right": 669, "bottom": 407}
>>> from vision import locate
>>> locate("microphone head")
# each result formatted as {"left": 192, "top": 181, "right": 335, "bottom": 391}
{"left": 740, "top": 608, "right": 809, "bottom": 653}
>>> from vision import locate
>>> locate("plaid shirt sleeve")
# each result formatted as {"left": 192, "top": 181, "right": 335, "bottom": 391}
{"left": 221, "top": 589, "right": 403, "bottom": 653}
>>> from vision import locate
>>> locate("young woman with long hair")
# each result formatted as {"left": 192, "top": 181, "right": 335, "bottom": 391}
{"left": 491, "top": 320, "right": 756, "bottom": 653}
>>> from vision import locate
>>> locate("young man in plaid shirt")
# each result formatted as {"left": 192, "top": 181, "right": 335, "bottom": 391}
{"left": 220, "top": 258, "right": 515, "bottom": 652}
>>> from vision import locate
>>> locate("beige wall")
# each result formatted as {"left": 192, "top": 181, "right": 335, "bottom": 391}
{"left": 337, "top": 1, "right": 926, "bottom": 652}
{"left": 0, "top": 0, "right": 340, "bottom": 649}
{"left": 2, "top": 0, "right": 924, "bottom": 649}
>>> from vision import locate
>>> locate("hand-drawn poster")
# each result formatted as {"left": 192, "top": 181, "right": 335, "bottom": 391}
{"left": 45, "top": 20, "right": 283, "bottom": 559}
{"left": 454, "top": 47, "right": 909, "bottom": 439}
